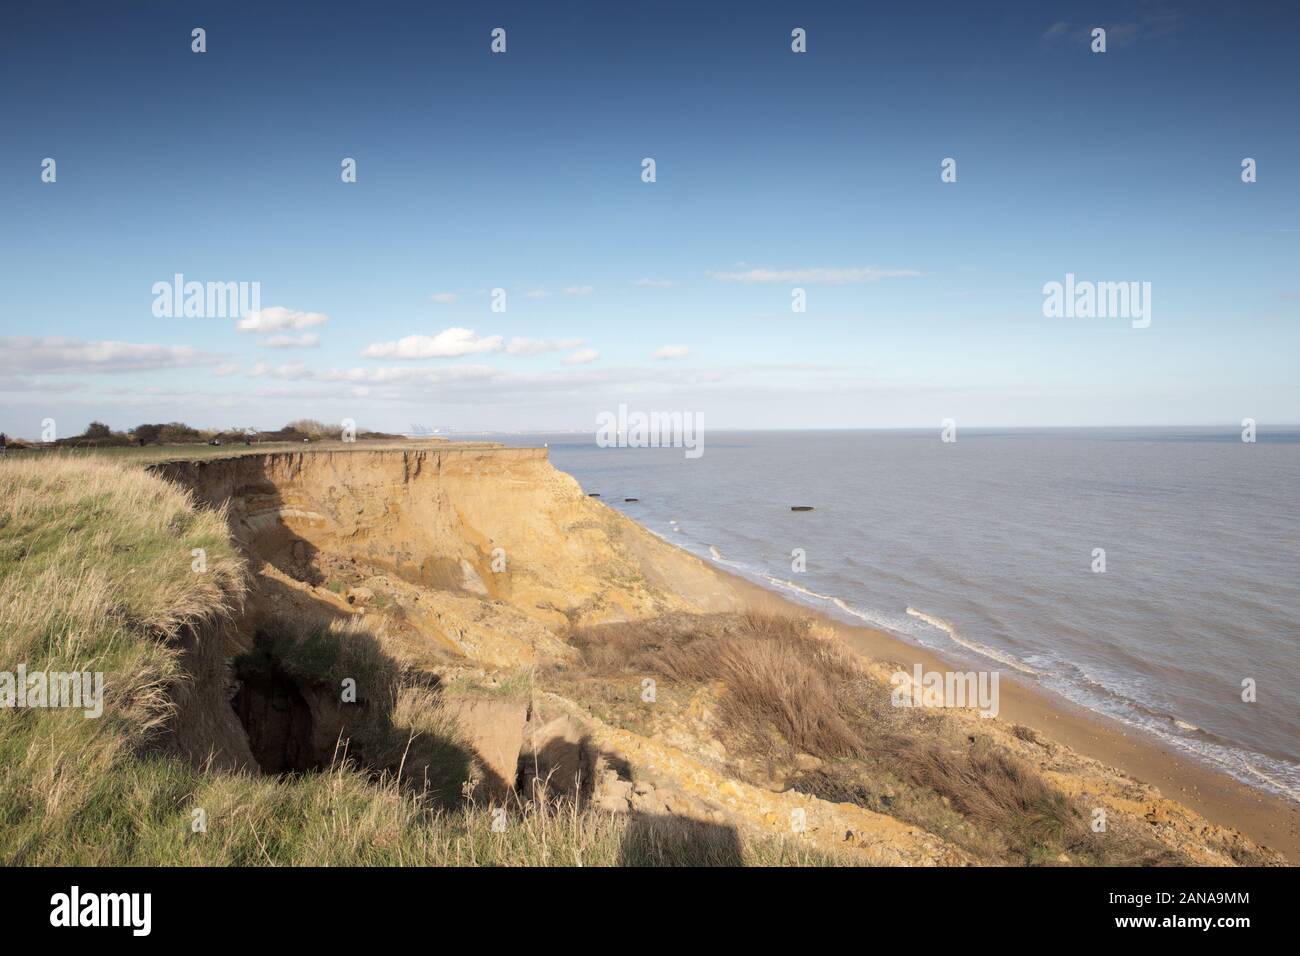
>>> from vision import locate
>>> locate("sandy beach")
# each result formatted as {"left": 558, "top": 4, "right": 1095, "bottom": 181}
{"left": 715, "top": 565, "right": 1300, "bottom": 863}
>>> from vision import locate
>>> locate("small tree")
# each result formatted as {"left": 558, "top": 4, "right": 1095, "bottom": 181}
{"left": 159, "top": 422, "right": 202, "bottom": 443}
{"left": 132, "top": 423, "right": 164, "bottom": 446}
{"left": 285, "top": 419, "right": 331, "bottom": 438}
{"left": 83, "top": 421, "right": 112, "bottom": 440}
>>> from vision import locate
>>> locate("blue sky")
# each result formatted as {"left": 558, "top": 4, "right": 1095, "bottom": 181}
{"left": 1, "top": 1, "right": 1297, "bottom": 435}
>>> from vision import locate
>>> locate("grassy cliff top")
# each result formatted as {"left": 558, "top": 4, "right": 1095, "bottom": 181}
{"left": 2, "top": 437, "right": 513, "bottom": 468}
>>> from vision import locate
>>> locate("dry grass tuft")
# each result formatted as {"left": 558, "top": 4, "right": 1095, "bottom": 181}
{"left": 903, "top": 739, "right": 1084, "bottom": 853}
{"left": 560, "top": 610, "right": 1196, "bottom": 866}
{"left": 568, "top": 611, "right": 864, "bottom": 759}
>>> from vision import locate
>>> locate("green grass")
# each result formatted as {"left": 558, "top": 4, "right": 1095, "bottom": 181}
{"left": 0, "top": 456, "right": 245, "bottom": 860}
{"left": 442, "top": 669, "right": 535, "bottom": 699}
{"left": 11, "top": 753, "right": 843, "bottom": 865}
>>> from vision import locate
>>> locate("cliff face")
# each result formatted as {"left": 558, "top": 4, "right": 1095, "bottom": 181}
{"left": 144, "top": 447, "right": 1287, "bottom": 867}
{"left": 150, "top": 448, "right": 744, "bottom": 666}
{"left": 147, "top": 446, "right": 965, "bottom": 863}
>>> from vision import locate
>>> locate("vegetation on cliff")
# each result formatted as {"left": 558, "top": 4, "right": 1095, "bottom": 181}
{"left": 0, "top": 456, "right": 834, "bottom": 865}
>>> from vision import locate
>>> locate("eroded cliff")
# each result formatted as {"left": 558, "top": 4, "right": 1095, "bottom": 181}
{"left": 143, "top": 446, "right": 1288, "bottom": 867}
{"left": 151, "top": 447, "right": 744, "bottom": 667}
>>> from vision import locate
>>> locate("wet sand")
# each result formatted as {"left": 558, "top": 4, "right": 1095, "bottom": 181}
{"left": 716, "top": 565, "right": 1300, "bottom": 863}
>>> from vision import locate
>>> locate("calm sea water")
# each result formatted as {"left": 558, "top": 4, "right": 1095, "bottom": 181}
{"left": 476, "top": 428, "right": 1300, "bottom": 800}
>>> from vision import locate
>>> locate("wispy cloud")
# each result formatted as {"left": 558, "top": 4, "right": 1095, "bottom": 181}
{"left": 362, "top": 328, "right": 504, "bottom": 359}
{"left": 0, "top": 336, "right": 219, "bottom": 374}
{"left": 561, "top": 348, "right": 600, "bottom": 365}
{"left": 1041, "top": 9, "right": 1178, "bottom": 47}
{"left": 653, "top": 345, "right": 690, "bottom": 360}
{"left": 524, "top": 288, "right": 551, "bottom": 299}
{"left": 564, "top": 286, "right": 594, "bottom": 296}
{"left": 429, "top": 292, "right": 458, "bottom": 303}
{"left": 507, "top": 336, "right": 586, "bottom": 356}
{"left": 271, "top": 362, "right": 313, "bottom": 380}
{"left": 709, "top": 266, "right": 924, "bottom": 284}
{"left": 246, "top": 362, "right": 502, "bottom": 386}
{"left": 260, "top": 333, "right": 320, "bottom": 349}
{"left": 222, "top": 361, "right": 857, "bottom": 411}
{"left": 632, "top": 278, "right": 674, "bottom": 288}
{"left": 1109, "top": 22, "right": 1141, "bottom": 45}
{"left": 237, "top": 307, "right": 330, "bottom": 333}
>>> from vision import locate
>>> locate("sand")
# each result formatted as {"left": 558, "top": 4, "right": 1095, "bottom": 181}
{"left": 714, "top": 565, "right": 1300, "bottom": 863}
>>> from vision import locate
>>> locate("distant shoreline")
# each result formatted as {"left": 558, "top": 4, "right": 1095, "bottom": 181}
{"left": 444, "top": 424, "right": 1300, "bottom": 437}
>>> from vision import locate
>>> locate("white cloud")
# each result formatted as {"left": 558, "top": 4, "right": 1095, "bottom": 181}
{"left": 524, "top": 288, "right": 551, "bottom": 299}
{"left": 245, "top": 361, "right": 315, "bottom": 381}
{"left": 507, "top": 336, "right": 586, "bottom": 356}
{"left": 654, "top": 345, "right": 690, "bottom": 360}
{"left": 237, "top": 307, "right": 330, "bottom": 333}
{"left": 1040, "top": 20, "right": 1149, "bottom": 46}
{"left": 260, "top": 333, "right": 320, "bottom": 349}
{"left": 309, "top": 363, "right": 501, "bottom": 385}
{"left": 564, "top": 286, "right": 594, "bottom": 296}
{"left": 269, "top": 362, "right": 313, "bottom": 381}
{"left": 709, "top": 266, "right": 924, "bottom": 284}
{"left": 213, "top": 363, "right": 241, "bottom": 377}
{"left": 429, "top": 292, "right": 458, "bottom": 303}
{"left": 361, "top": 328, "right": 504, "bottom": 359}
{"left": 0, "top": 336, "right": 218, "bottom": 374}
{"left": 74, "top": 360, "right": 865, "bottom": 423}
{"left": 632, "top": 278, "right": 674, "bottom": 288}
{"left": 337, "top": 367, "right": 424, "bottom": 383}
{"left": 561, "top": 348, "right": 600, "bottom": 365}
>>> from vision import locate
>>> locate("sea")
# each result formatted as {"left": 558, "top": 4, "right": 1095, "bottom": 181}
{"left": 472, "top": 427, "right": 1300, "bottom": 801}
